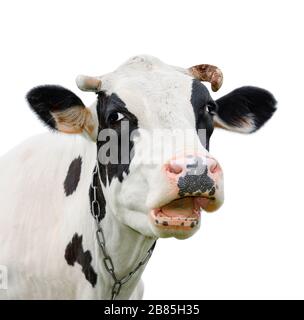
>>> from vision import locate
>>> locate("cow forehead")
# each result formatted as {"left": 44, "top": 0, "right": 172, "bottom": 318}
{"left": 100, "top": 55, "right": 204, "bottom": 129}
{"left": 116, "top": 54, "right": 179, "bottom": 73}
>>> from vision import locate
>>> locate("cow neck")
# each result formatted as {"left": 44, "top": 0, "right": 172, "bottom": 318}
{"left": 89, "top": 164, "right": 157, "bottom": 299}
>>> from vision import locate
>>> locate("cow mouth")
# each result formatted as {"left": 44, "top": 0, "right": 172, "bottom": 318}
{"left": 150, "top": 196, "right": 212, "bottom": 230}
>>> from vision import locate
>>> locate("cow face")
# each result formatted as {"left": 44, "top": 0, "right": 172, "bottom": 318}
{"left": 27, "top": 55, "right": 277, "bottom": 240}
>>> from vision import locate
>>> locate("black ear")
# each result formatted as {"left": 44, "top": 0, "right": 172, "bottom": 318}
{"left": 214, "top": 86, "right": 277, "bottom": 133}
{"left": 26, "top": 85, "right": 85, "bottom": 130}
{"left": 26, "top": 85, "right": 95, "bottom": 136}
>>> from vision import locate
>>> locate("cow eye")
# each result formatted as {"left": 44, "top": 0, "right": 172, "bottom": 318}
{"left": 206, "top": 104, "right": 217, "bottom": 115}
{"left": 108, "top": 112, "right": 125, "bottom": 124}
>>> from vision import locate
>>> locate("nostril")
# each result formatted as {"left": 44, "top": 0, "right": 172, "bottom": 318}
{"left": 210, "top": 160, "right": 220, "bottom": 174}
{"left": 167, "top": 163, "right": 183, "bottom": 175}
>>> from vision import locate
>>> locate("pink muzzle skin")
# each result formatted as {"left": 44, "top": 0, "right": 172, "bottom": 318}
{"left": 165, "top": 154, "right": 223, "bottom": 206}
{"left": 165, "top": 154, "right": 222, "bottom": 185}
{"left": 149, "top": 154, "right": 224, "bottom": 234}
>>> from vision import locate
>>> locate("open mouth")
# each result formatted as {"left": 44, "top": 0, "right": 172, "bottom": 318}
{"left": 150, "top": 196, "right": 213, "bottom": 231}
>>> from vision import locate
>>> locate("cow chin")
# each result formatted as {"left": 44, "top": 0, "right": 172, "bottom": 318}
{"left": 148, "top": 196, "right": 223, "bottom": 239}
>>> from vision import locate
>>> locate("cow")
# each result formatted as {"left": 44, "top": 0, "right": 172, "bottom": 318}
{"left": 0, "top": 55, "right": 276, "bottom": 299}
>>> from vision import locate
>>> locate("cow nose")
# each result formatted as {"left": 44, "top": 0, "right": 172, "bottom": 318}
{"left": 208, "top": 157, "right": 221, "bottom": 175}
{"left": 165, "top": 155, "right": 222, "bottom": 180}
{"left": 166, "top": 162, "right": 184, "bottom": 175}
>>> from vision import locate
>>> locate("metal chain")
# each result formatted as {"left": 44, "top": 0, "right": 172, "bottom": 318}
{"left": 90, "top": 164, "right": 156, "bottom": 300}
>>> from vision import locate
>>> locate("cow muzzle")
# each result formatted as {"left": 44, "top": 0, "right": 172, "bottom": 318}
{"left": 149, "top": 154, "right": 224, "bottom": 239}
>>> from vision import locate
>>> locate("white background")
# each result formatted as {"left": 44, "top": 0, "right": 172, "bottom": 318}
{"left": 0, "top": 0, "right": 303, "bottom": 299}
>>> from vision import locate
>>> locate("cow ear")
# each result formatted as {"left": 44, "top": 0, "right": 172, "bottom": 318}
{"left": 26, "top": 85, "right": 96, "bottom": 139}
{"left": 214, "top": 86, "right": 277, "bottom": 133}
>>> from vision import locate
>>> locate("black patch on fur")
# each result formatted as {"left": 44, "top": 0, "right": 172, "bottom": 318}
{"left": 88, "top": 92, "right": 137, "bottom": 222}
{"left": 178, "top": 166, "right": 214, "bottom": 197}
{"left": 26, "top": 85, "right": 85, "bottom": 130}
{"left": 215, "top": 86, "right": 277, "bottom": 132}
{"left": 65, "top": 233, "right": 97, "bottom": 288}
{"left": 96, "top": 92, "right": 138, "bottom": 184}
{"left": 190, "top": 80, "right": 216, "bottom": 150}
{"left": 64, "top": 156, "right": 82, "bottom": 196}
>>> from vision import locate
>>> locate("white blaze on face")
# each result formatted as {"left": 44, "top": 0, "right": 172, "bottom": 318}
{"left": 98, "top": 55, "right": 223, "bottom": 238}
{"left": 102, "top": 56, "right": 195, "bottom": 128}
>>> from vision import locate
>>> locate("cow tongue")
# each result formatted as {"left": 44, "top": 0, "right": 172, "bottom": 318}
{"left": 194, "top": 197, "right": 210, "bottom": 210}
{"left": 161, "top": 197, "right": 194, "bottom": 218}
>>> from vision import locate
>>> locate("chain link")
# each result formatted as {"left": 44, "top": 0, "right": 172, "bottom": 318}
{"left": 90, "top": 163, "right": 156, "bottom": 300}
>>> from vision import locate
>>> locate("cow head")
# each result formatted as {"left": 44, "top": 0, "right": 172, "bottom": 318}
{"left": 27, "top": 55, "right": 276, "bottom": 239}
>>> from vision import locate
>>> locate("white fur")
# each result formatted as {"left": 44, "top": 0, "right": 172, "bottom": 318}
{"left": 99, "top": 55, "right": 223, "bottom": 238}
{"left": 0, "top": 55, "right": 223, "bottom": 299}
{"left": 0, "top": 133, "right": 155, "bottom": 299}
